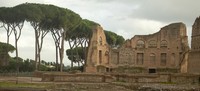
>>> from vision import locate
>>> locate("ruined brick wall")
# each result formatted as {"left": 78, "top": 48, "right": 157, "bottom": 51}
{"left": 86, "top": 23, "right": 189, "bottom": 73}
{"left": 86, "top": 25, "right": 110, "bottom": 73}
{"left": 41, "top": 72, "right": 200, "bottom": 84}
{"left": 116, "top": 23, "right": 189, "bottom": 70}
{"left": 188, "top": 17, "right": 200, "bottom": 74}
{"left": 188, "top": 52, "right": 200, "bottom": 74}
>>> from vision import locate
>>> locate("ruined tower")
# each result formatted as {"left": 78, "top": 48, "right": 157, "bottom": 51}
{"left": 85, "top": 25, "right": 110, "bottom": 73}
{"left": 188, "top": 17, "right": 200, "bottom": 74}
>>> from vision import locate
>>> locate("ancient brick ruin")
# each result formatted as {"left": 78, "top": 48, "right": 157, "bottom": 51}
{"left": 41, "top": 18, "right": 200, "bottom": 83}
{"left": 86, "top": 16, "right": 200, "bottom": 74}
{"left": 86, "top": 22, "right": 191, "bottom": 73}
{"left": 187, "top": 17, "right": 200, "bottom": 74}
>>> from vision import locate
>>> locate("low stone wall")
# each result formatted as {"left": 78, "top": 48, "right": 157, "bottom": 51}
{"left": 113, "top": 73, "right": 200, "bottom": 84}
{"left": 0, "top": 87, "right": 46, "bottom": 91}
{"left": 41, "top": 72, "right": 200, "bottom": 84}
{"left": 42, "top": 73, "right": 115, "bottom": 82}
{"left": 171, "top": 74, "right": 199, "bottom": 84}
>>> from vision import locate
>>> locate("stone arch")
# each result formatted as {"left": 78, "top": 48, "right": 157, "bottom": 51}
{"left": 160, "top": 40, "right": 168, "bottom": 48}
{"left": 148, "top": 40, "right": 157, "bottom": 48}
{"left": 136, "top": 40, "right": 145, "bottom": 48}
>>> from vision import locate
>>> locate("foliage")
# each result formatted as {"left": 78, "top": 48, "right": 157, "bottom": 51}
{"left": 0, "top": 42, "right": 15, "bottom": 66}
{"left": 104, "top": 30, "right": 125, "bottom": 47}
{"left": 66, "top": 47, "right": 85, "bottom": 63}
{"left": 66, "top": 19, "right": 98, "bottom": 40}
{"left": 0, "top": 58, "right": 33, "bottom": 73}
{"left": 0, "top": 3, "right": 83, "bottom": 32}
{"left": 0, "top": 3, "right": 82, "bottom": 71}
{"left": 65, "top": 19, "right": 98, "bottom": 68}
{"left": 0, "top": 58, "right": 60, "bottom": 72}
{"left": 0, "top": 3, "right": 126, "bottom": 72}
{"left": 65, "top": 66, "right": 84, "bottom": 72}
{"left": 0, "top": 42, "right": 15, "bottom": 53}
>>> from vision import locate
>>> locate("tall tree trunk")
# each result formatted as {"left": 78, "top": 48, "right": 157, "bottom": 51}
{"left": 38, "top": 30, "right": 48, "bottom": 70}
{"left": 31, "top": 22, "right": 48, "bottom": 71}
{"left": 51, "top": 30, "right": 60, "bottom": 71}
{"left": 59, "top": 31, "right": 65, "bottom": 72}
{"left": 3, "top": 23, "right": 12, "bottom": 64}
{"left": 12, "top": 22, "right": 24, "bottom": 84}
{"left": 68, "top": 39, "right": 75, "bottom": 69}
{"left": 55, "top": 45, "right": 59, "bottom": 71}
{"left": 34, "top": 28, "right": 39, "bottom": 71}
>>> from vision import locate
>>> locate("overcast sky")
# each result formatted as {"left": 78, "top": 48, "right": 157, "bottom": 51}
{"left": 0, "top": 0, "right": 200, "bottom": 66}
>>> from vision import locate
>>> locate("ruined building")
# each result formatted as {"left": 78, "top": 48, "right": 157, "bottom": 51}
{"left": 187, "top": 17, "right": 200, "bottom": 74}
{"left": 86, "top": 23, "right": 190, "bottom": 73}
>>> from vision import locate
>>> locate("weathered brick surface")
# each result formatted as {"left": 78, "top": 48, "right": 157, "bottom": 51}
{"left": 41, "top": 72, "right": 200, "bottom": 84}
{"left": 188, "top": 17, "right": 200, "bottom": 74}
{"left": 86, "top": 23, "right": 190, "bottom": 73}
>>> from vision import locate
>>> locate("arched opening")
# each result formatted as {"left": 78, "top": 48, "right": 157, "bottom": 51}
{"left": 148, "top": 40, "right": 157, "bottom": 48}
{"left": 136, "top": 40, "right": 145, "bottom": 48}
{"left": 161, "top": 40, "right": 168, "bottom": 48}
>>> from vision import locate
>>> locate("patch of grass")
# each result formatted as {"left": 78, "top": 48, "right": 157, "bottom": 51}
{"left": 0, "top": 82, "right": 52, "bottom": 88}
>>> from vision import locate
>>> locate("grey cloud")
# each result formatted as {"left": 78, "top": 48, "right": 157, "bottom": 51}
{"left": 130, "top": 0, "right": 200, "bottom": 25}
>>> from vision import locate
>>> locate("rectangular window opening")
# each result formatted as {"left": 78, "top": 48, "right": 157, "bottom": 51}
{"left": 149, "top": 68, "right": 156, "bottom": 73}
{"left": 99, "top": 50, "right": 102, "bottom": 64}
{"left": 161, "top": 53, "right": 167, "bottom": 66}
{"left": 137, "top": 53, "right": 144, "bottom": 65}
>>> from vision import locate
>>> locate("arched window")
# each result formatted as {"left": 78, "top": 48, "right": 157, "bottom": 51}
{"left": 99, "top": 37, "right": 102, "bottom": 45}
{"left": 148, "top": 40, "right": 157, "bottom": 48}
{"left": 150, "top": 53, "right": 156, "bottom": 65}
{"left": 160, "top": 40, "right": 167, "bottom": 48}
{"left": 136, "top": 40, "right": 145, "bottom": 48}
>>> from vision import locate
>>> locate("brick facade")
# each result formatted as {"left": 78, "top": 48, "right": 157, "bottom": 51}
{"left": 86, "top": 23, "right": 190, "bottom": 73}
{"left": 188, "top": 17, "right": 200, "bottom": 74}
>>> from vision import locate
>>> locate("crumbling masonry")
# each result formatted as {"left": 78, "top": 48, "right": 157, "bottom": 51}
{"left": 86, "top": 19, "right": 199, "bottom": 74}
{"left": 187, "top": 17, "right": 200, "bottom": 74}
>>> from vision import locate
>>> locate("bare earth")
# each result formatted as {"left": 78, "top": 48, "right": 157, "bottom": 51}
{"left": 0, "top": 76, "right": 200, "bottom": 91}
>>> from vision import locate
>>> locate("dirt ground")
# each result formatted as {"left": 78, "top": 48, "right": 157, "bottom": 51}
{"left": 0, "top": 76, "right": 200, "bottom": 91}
